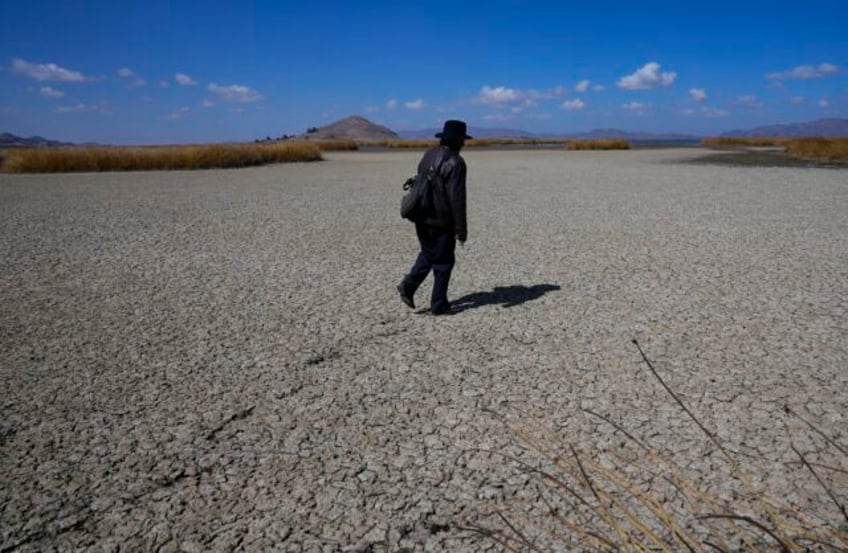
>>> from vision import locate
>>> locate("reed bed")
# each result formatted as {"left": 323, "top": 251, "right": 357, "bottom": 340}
{"left": 783, "top": 138, "right": 848, "bottom": 162}
{"left": 468, "top": 340, "right": 848, "bottom": 551}
{"left": 386, "top": 140, "right": 440, "bottom": 149}
{"left": 312, "top": 140, "right": 359, "bottom": 151}
{"left": 1, "top": 142, "right": 323, "bottom": 173}
{"left": 701, "top": 137, "right": 788, "bottom": 147}
{"left": 468, "top": 138, "right": 570, "bottom": 147}
{"left": 362, "top": 138, "right": 570, "bottom": 149}
{"left": 566, "top": 139, "right": 631, "bottom": 150}
{"left": 702, "top": 137, "right": 848, "bottom": 162}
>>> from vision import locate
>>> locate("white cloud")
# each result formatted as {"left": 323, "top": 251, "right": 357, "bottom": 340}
{"left": 476, "top": 84, "right": 566, "bottom": 106}
{"left": 617, "top": 62, "right": 677, "bottom": 90}
{"left": 12, "top": 58, "right": 86, "bottom": 82}
{"left": 736, "top": 95, "right": 762, "bottom": 108}
{"left": 202, "top": 99, "right": 214, "bottom": 108}
{"left": 561, "top": 98, "right": 585, "bottom": 111}
{"left": 527, "top": 85, "right": 567, "bottom": 101}
{"left": 40, "top": 86, "right": 64, "bottom": 98}
{"left": 819, "top": 98, "right": 830, "bottom": 108}
{"left": 404, "top": 99, "right": 425, "bottom": 110}
{"left": 208, "top": 83, "right": 263, "bottom": 103}
{"left": 689, "top": 88, "right": 707, "bottom": 102}
{"left": 175, "top": 72, "right": 197, "bottom": 86}
{"left": 575, "top": 80, "right": 590, "bottom": 93}
{"left": 386, "top": 99, "right": 398, "bottom": 110}
{"left": 482, "top": 113, "right": 512, "bottom": 122}
{"left": 592, "top": 84, "right": 605, "bottom": 92}
{"left": 57, "top": 103, "right": 88, "bottom": 113}
{"left": 159, "top": 80, "right": 170, "bottom": 88}
{"left": 700, "top": 107, "right": 729, "bottom": 118}
{"left": 791, "top": 96, "right": 806, "bottom": 105}
{"left": 116, "top": 68, "right": 145, "bottom": 88}
{"left": 767, "top": 63, "right": 840, "bottom": 80}
{"left": 365, "top": 105, "right": 379, "bottom": 113}
{"left": 681, "top": 107, "right": 728, "bottom": 117}
{"left": 165, "top": 106, "right": 190, "bottom": 120}
{"left": 478, "top": 85, "right": 520, "bottom": 104}
{"left": 56, "top": 102, "right": 110, "bottom": 114}
{"left": 621, "top": 101, "right": 651, "bottom": 116}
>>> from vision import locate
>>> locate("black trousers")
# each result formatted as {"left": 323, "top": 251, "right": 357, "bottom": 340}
{"left": 400, "top": 223, "right": 456, "bottom": 313}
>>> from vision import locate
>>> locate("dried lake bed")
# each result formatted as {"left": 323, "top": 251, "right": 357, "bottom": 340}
{"left": 1, "top": 148, "right": 846, "bottom": 551}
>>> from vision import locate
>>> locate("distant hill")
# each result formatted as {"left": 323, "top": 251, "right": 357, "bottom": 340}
{"left": 398, "top": 126, "right": 543, "bottom": 140}
{"left": 567, "top": 129, "right": 700, "bottom": 141}
{"left": 0, "top": 132, "right": 73, "bottom": 147}
{"left": 721, "top": 118, "right": 848, "bottom": 138}
{"left": 299, "top": 115, "right": 399, "bottom": 141}
{"left": 398, "top": 126, "right": 698, "bottom": 141}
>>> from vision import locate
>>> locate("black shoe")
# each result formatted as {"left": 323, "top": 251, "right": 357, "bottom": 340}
{"left": 430, "top": 304, "right": 453, "bottom": 316}
{"left": 397, "top": 284, "right": 414, "bottom": 309}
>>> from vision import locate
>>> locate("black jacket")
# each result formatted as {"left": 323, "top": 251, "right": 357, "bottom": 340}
{"left": 417, "top": 146, "right": 467, "bottom": 239}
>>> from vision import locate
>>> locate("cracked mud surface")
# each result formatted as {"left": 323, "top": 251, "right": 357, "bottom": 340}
{"left": 2, "top": 149, "right": 846, "bottom": 551}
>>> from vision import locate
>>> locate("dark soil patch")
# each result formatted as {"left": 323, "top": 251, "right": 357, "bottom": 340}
{"left": 686, "top": 147, "right": 848, "bottom": 169}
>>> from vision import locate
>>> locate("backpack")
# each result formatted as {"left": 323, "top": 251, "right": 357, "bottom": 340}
{"left": 400, "top": 150, "right": 446, "bottom": 222}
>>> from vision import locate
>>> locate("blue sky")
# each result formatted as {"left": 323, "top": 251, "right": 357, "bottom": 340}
{"left": 1, "top": 0, "right": 847, "bottom": 144}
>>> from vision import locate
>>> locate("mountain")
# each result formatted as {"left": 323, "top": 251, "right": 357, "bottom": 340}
{"left": 566, "top": 129, "right": 700, "bottom": 140}
{"left": 721, "top": 118, "right": 848, "bottom": 138}
{"left": 398, "top": 126, "right": 543, "bottom": 140}
{"left": 0, "top": 132, "right": 73, "bottom": 147}
{"left": 398, "top": 126, "right": 699, "bottom": 141}
{"left": 299, "top": 115, "right": 399, "bottom": 141}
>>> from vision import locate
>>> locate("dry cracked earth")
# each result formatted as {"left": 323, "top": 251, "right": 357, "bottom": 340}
{"left": 1, "top": 149, "right": 847, "bottom": 551}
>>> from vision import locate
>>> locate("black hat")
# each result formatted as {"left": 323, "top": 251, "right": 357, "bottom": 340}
{"left": 435, "top": 120, "right": 472, "bottom": 140}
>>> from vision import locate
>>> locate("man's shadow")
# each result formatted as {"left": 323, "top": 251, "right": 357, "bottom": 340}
{"left": 450, "top": 284, "right": 560, "bottom": 313}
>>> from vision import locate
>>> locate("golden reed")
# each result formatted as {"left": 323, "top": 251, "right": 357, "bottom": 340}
{"left": 702, "top": 136, "right": 848, "bottom": 162}
{"left": 2, "top": 142, "right": 323, "bottom": 173}
{"left": 566, "top": 139, "right": 631, "bottom": 150}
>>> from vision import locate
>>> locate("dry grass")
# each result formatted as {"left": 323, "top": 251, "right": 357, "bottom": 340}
{"left": 363, "top": 138, "right": 570, "bottom": 149}
{"left": 312, "top": 140, "right": 359, "bottom": 151}
{"left": 467, "top": 340, "right": 848, "bottom": 551}
{"left": 783, "top": 138, "right": 848, "bottom": 162}
{"left": 702, "top": 137, "right": 848, "bottom": 163}
{"left": 566, "top": 139, "right": 631, "bottom": 150}
{"left": 1, "top": 142, "right": 323, "bottom": 173}
{"left": 386, "top": 140, "right": 440, "bottom": 149}
{"left": 701, "top": 137, "right": 789, "bottom": 147}
{"left": 468, "top": 138, "right": 570, "bottom": 147}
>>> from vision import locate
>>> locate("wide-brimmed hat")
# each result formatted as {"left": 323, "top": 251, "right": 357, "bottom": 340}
{"left": 435, "top": 120, "right": 472, "bottom": 140}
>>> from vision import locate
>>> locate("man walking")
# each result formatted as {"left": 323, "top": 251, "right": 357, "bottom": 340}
{"left": 397, "top": 120, "right": 470, "bottom": 315}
